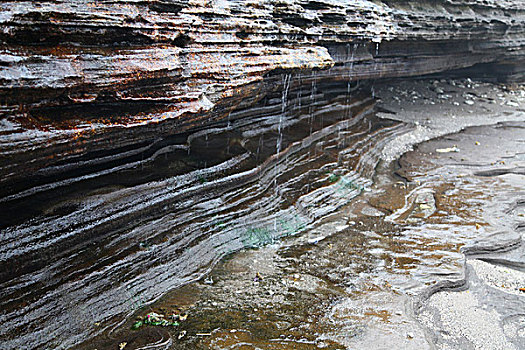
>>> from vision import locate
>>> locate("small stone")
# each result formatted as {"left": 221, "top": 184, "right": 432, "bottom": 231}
{"left": 308, "top": 236, "right": 325, "bottom": 244}
{"left": 436, "top": 146, "right": 460, "bottom": 153}
{"left": 464, "top": 100, "right": 474, "bottom": 105}
{"left": 254, "top": 272, "right": 263, "bottom": 282}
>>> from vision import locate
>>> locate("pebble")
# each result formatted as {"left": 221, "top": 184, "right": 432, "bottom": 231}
{"left": 308, "top": 236, "right": 326, "bottom": 244}
{"left": 464, "top": 100, "right": 474, "bottom": 105}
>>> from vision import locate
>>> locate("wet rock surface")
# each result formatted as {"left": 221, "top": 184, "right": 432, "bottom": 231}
{"left": 400, "top": 120, "right": 525, "bottom": 350}
{"left": 78, "top": 80, "right": 525, "bottom": 349}
{"left": 1, "top": 1, "right": 525, "bottom": 349}
{"left": 2, "top": 0, "right": 525, "bottom": 200}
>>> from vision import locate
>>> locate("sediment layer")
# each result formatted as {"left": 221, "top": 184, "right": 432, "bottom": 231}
{"left": 1, "top": 1, "right": 524, "bottom": 349}
{"left": 2, "top": 0, "right": 525, "bottom": 197}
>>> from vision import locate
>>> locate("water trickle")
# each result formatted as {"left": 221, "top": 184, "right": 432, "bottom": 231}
{"left": 256, "top": 136, "right": 263, "bottom": 162}
{"left": 346, "top": 43, "right": 358, "bottom": 120}
{"left": 297, "top": 73, "right": 302, "bottom": 110}
{"left": 275, "top": 73, "right": 292, "bottom": 191}
{"left": 277, "top": 73, "right": 291, "bottom": 157}
{"left": 309, "top": 71, "right": 317, "bottom": 136}
{"left": 349, "top": 43, "right": 357, "bottom": 82}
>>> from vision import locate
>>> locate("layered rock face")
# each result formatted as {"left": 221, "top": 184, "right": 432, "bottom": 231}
{"left": 1, "top": 1, "right": 524, "bottom": 349}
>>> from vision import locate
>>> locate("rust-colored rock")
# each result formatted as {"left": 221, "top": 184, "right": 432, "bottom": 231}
{"left": 1, "top": 0, "right": 524, "bottom": 193}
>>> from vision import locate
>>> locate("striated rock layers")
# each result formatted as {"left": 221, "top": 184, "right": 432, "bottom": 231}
{"left": 0, "top": 1, "right": 524, "bottom": 349}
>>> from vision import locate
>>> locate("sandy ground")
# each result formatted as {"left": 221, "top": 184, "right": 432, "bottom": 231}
{"left": 417, "top": 258, "right": 525, "bottom": 350}
{"left": 376, "top": 79, "right": 525, "bottom": 350}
